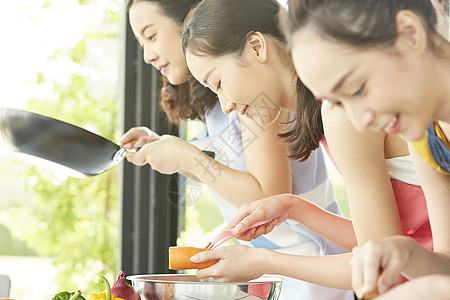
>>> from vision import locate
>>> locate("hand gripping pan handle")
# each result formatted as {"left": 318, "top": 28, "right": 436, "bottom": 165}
{"left": 0, "top": 108, "right": 215, "bottom": 177}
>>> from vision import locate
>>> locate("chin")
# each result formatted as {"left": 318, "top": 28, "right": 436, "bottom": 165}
{"left": 400, "top": 128, "right": 428, "bottom": 142}
{"left": 166, "top": 73, "right": 189, "bottom": 86}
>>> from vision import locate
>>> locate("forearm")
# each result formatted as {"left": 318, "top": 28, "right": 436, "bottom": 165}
{"left": 183, "top": 150, "right": 290, "bottom": 206}
{"left": 258, "top": 248, "right": 353, "bottom": 290}
{"left": 284, "top": 195, "right": 357, "bottom": 251}
{"left": 403, "top": 239, "right": 450, "bottom": 279}
{"left": 178, "top": 170, "right": 203, "bottom": 183}
{"left": 377, "top": 275, "right": 450, "bottom": 300}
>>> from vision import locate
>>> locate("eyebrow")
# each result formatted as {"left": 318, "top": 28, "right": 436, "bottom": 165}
{"left": 330, "top": 67, "right": 356, "bottom": 93}
{"left": 202, "top": 67, "right": 216, "bottom": 86}
{"left": 140, "top": 23, "right": 155, "bottom": 36}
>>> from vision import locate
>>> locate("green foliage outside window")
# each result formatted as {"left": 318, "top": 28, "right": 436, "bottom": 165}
{"left": 0, "top": 0, "right": 121, "bottom": 294}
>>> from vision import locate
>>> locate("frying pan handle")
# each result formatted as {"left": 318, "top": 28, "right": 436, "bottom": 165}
{"left": 127, "top": 147, "right": 215, "bottom": 159}
{"left": 202, "top": 150, "right": 215, "bottom": 159}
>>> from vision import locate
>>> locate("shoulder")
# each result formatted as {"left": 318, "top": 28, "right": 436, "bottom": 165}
{"left": 323, "top": 105, "right": 385, "bottom": 155}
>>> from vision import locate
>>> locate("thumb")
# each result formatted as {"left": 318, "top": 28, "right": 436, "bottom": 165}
{"left": 234, "top": 210, "right": 268, "bottom": 232}
{"left": 190, "top": 249, "right": 220, "bottom": 263}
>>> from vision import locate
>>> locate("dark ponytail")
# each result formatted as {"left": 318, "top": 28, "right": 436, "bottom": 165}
{"left": 280, "top": 79, "right": 323, "bottom": 161}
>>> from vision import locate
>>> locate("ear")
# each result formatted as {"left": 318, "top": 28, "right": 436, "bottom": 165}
{"left": 395, "top": 10, "right": 428, "bottom": 55}
{"left": 244, "top": 31, "right": 268, "bottom": 63}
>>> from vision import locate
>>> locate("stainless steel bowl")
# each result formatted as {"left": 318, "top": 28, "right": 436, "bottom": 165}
{"left": 127, "top": 274, "right": 285, "bottom": 300}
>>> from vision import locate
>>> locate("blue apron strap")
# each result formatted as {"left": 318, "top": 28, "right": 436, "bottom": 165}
{"left": 427, "top": 122, "right": 450, "bottom": 173}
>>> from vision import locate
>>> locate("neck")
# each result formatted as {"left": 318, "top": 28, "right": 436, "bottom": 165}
{"left": 266, "top": 37, "right": 298, "bottom": 112}
{"left": 277, "top": 66, "right": 298, "bottom": 112}
{"left": 432, "top": 44, "right": 450, "bottom": 123}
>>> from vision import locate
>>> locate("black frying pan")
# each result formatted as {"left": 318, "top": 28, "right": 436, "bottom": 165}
{"left": 0, "top": 108, "right": 214, "bottom": 177}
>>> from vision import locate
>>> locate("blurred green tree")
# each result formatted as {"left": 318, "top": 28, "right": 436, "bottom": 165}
{"left": 0, "top": 0, "right": 121, "bottom": 294}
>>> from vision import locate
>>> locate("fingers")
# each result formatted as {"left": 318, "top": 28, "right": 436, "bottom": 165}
{"left": 351, "top": 246, "right": 365, "bottom": 299}
{"left": 121, "top": 135, "right": 155, "bottom": 149}
{"left": 234, "top": 219, "right": 277, "bottom": 241}
{"left": 125, "top": 144, "right": 149, "bottom": 166}
{"left": 234, "top": 209, "right": 267, "bottom": 233}
{"left": 118, "top": 127, "right": 160, "bottom": 148}
{"left": 196, "top": 267, "right": 213, "bottom": 279}
{"left": 118, "top": 128, "right": 142, "bottom": 147}
{"left": 190, "top": 249, "right": 220, "bottom": 264}
{"left": 352, "top": 242, "right": 382, "bottom": 298}
{"left": 235, "top": 230, "right": 254, "bottom": 241}
{"left": 193, "top": 249, "right": 223, "bottom": 279}
{"left": 352, "top": 240, "right": 407, "bottom": 298}
{"left": 361, "top": 248, "right": 382, "bottom": 296}
{"left": 226, "top": 206, "right": 253, "bottom": 230}
{"left": 376, "top": 252, "right": 405, "bottom": 294}
{"left": 195, "top": 261, "right": 228, "bottom": 282}
{"left": 125, "top": 153, "right": 147, "bottom": 166}
{"left": 370, "top": 275, "right": 443, "bottom": 300}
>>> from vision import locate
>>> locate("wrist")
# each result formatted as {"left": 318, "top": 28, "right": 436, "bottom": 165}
{"left": 179, "top": 144, "right": 203, "bottom": 172}
{"left": 284, "top": 194, "right": 304, "bottom": 221}
{"left": 400, "top": 237, "right": 423, "bottom": 275}
{"left": 255, "top": 248, "right": 274, "bottom": 274}
{"left": 405, "top": 236, "right": 420, "bottom": 261}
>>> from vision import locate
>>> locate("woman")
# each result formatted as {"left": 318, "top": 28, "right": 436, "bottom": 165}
{"left": 122, "top": 1, "right": 348, "bottom": 299}
{"left": 276, "top": 0, "right": 450, "bottom": 298}
{"left": 183, "top": 0, "right": 433, "bottom": 294}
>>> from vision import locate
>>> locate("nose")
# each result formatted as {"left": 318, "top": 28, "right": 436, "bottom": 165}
{"left": 218, "top": 95, "right": 236, "bottom": 114}
{"left": 143, "top": 45, "right": 157, "bottom": 65}
{"left": 344, "top": 103, "right": 375, "bottom": 132}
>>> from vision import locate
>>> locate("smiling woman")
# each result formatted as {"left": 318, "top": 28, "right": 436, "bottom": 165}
{"left": 283, "top": 0, "right": 450, "bottom": 298}
{"left": 124, "top": 0, "right": 217, "bottom": 125}
{"left": 128, "top": 1, "right": 190, "bottom": 85}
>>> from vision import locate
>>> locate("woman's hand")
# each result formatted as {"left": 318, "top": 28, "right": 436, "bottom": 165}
{"left": 225, "top": 194, "right": 298, "bottom": 241}
{"left": 191, "top": 245, "right": 267, "bottom": 282}
{"left": 374, "top": 274, "right": 450, "bottom": 300}
{"left": 119, "top": 126, "right": 160, "bottom": 149}
{"left": 351, "top": 236, "right": 415, "bottom": 298}
{"left": 125, "top": 135, "right": 200, "bottom": 173}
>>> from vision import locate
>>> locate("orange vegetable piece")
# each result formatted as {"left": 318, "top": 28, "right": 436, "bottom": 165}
{"left": 168, "top": 246, "right": 218, "bottom": 270}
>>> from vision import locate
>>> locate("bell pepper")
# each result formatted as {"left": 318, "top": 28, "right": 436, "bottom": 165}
{"left": 51, "top": 290, "right": 85, "bottom": 300}
{"left": 85, "top": 275, "right": 123, "bottom": 300}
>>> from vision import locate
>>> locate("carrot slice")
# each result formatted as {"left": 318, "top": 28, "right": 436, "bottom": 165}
{"left": 168, "top": 246, "right": 219, "bottom": 270}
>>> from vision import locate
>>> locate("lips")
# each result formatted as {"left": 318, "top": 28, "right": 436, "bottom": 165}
{"left": 384, "top": 114, "right": 401, "bottom": 134}
{"left": 157, "top": 64, "right": 168, "bottom": 74}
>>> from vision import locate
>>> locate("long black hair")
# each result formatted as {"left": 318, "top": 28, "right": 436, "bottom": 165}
{"left": 126, "top": 0, "right": 217, "bottom": 125}
{"left": 182, "top": 0, "right": 323, "bottom": 161}
{"left": 276, "top": 0, "right": 445, "bottom": 160}
{"left": 284, "top": 0, "right": 443, "bottom": 50}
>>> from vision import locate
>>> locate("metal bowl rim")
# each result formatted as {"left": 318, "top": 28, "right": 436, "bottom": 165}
{"left": 126, "top": 274, "right": 286, "bottom": 285}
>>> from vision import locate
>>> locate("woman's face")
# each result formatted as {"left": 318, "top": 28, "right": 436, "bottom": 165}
{"left": 186, "top": 50, "right": 283, "bottom": 126}
{"left": 291, "top": 28, "right": 435, "bottom": 142}
{"left": 129, "top": 1, "right": 190, "bottom": 85}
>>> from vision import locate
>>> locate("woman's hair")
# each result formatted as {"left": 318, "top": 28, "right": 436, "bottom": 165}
{"left": 126, "top": 0, "right": 217, "bottom": 125}
{"left": 284, "top": 0, "right": 443, "bottom": 51}
{"left": 182, "top": 0, "right": 323, "bottom": 161}
{"left": 274, "top": 0, "right": 445, "bottom": 159}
